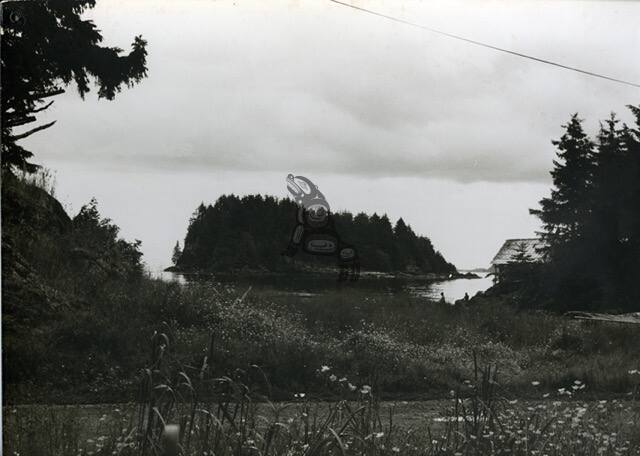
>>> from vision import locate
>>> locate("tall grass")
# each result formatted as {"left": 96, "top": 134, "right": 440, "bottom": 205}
{"left": 6, "top": 279, "right": 640, "bottom": 404}
{"left": 6, "top": 324, "right": 639, "bottom": 456}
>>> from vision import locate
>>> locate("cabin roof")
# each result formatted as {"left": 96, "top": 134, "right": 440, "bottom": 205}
{"left": 491, "top": 238, "right": 547, "bottom": 265}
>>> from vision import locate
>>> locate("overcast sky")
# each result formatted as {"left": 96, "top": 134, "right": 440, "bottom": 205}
{"left": 23, "top": 0, "right": 640, "bottom": 270}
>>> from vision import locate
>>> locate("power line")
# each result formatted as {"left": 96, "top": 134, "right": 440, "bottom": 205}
{"left": 328, "top": 0, "right": 640, "bottom": 89}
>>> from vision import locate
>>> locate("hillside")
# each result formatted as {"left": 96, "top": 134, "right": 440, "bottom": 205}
{"left": 1, "top": 171, "right": 147, "bottom": 402}
{"left": 172, "top": 194, "right": 457, "bottom": 275}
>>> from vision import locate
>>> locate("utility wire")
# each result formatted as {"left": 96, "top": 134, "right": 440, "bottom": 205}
{"left": 328, "top": 0, "right": 640, "bottom": 89}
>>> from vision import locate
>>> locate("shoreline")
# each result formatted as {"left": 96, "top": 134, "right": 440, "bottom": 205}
{"left": 161, "top": 267, "right": 482, "bottom": 282}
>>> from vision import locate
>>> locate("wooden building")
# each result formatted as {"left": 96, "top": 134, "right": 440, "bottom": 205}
{"left": 491, "top": 238, "right": 547, "bottom": 282}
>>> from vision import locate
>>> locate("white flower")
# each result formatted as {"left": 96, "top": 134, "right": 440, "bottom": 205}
{"left": 320, "top": 365, "right": 330, "bottom": 372}
{"left": 348, "top": 383, "right": 357, "bottom": 391}
{"left": 329, "top": 374, "right": 337, "bottom": 382}
{"left": 361, "top": 385, "right": 372, "bottom": 394}
{"left": 531, "top": 381, "right": 540, "bottom": 386}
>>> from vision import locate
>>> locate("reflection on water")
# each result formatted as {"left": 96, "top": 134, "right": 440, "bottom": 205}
{"left": 406, "top": 274, "right": 494, "bottom": 302}
{"left": 152, "top": 270, "right": 493, "bottom": 303}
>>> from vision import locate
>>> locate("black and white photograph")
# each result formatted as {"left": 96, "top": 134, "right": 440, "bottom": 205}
{"left": 1, "top": 0, "right": 639, "bottom": 454}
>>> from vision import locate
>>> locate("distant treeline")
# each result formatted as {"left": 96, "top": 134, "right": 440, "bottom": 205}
{"left": 174, "top": 195, "right": 456, "bottom": 274}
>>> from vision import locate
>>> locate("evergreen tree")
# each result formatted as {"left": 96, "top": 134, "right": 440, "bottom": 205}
{"left": 172, "top": 241, "right": 182, "bottom": 266}
{"left": 72, "top": 199, "right": 143, "bottom": 278}
{"left": 530, "top": 107, "right": 640, "bottom": 311}
{"left": 530, "top": 114, "right": 595, "bottom": 247}
{"left": 1, "top": 0, "right": 148, "bottom": 172}
{"left": 589, "top": 111, "right": 640, "bottom": 308}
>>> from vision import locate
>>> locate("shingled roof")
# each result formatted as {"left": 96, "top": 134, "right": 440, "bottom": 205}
{"left": 491, "top": 238, "right": 548, "bottom": 265}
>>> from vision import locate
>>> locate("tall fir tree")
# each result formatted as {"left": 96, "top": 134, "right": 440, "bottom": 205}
{"left": 531, "top": 107, "right": 640, "bottom": 311}
{"left": 530, "top": 114, "right": 598, "bottom": 309}
{"left": 589, "top": 111, "right": 640, "bottom": 309}
{"left": 531, "top": 114, "right": 595, "bottom": 247}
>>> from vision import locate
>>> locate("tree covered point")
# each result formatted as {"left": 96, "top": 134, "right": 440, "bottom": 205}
{"left": 174, "top": 194, "right": 457, "bottom": 275}
{"left": 1, "top": 0, "right": 148, "bottom": 172}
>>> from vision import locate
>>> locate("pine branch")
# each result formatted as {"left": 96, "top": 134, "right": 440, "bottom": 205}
{"left": 10, "top": 121, "right": 57, "bottom": 141}
{"left": 32, "top": 100, "right": 55, "bottom": 113}
{"left": 5, "top": 115, "right": 37, "bottom": 128}
{"left": 5, "top": 100, "right": 56, "bottom": 127}
{"left": 27, "top": 88, "right": 65, "bottom": 100}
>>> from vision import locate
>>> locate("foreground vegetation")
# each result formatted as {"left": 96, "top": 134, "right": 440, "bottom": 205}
{"left": 5, "top": 270, "right": 640, "bottom": 403}
{"left": 4, "top": 335, "right": 640, "bottom": 455}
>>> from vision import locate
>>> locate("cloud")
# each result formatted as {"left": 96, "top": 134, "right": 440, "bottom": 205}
{"left": 24, "top": 0, "right": 640, "bottom": 183}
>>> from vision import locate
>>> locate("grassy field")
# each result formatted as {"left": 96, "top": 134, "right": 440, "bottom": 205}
{"left": 5, "top": 278, "right": 640, "bottom": 454}
{"left": 5, "top": 280, "right": 640, "bottom": 401}
{"left": 4, "top": 385, "right": 640, "bottom": 454}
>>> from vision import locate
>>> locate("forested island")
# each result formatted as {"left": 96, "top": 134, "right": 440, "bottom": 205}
{"left": 169, "top": 195, "right": 457, "bottom": 275}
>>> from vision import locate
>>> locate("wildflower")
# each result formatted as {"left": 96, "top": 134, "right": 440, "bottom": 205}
{"left": 628, "top": 369, "right": 639, "bottom": 375}
{"left": 348, "top": 382, "right": 357, "bottom": 391}
{"left": 320, "top": 365, "right": 330, "bottom": 372}
{"left": 374, "top": 432, "right": 384, "bottom": 438}
{"left": 339, "top": 377, "right": 347, "bottom": 382}
{"left": 329, "top": 374, "right": 337, "bottom": 382}
{"left": 361, "top": 385, "right": 372, "bottom": 395}
{"left": 531, "top": 381, "right": 540, "bottom": 386}
{"left": 392, "top": 447, "right": 400, "bottom": 453}
{"left": 294, "top": 393, "right": 306, "bottom": 398}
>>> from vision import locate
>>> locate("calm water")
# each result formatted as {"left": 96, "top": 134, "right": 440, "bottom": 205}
{"left": 406, "top": 274, "right": 493, "bottom": 302}
{"left": 153, "top": 270, "right": 493, "bottom": 303}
